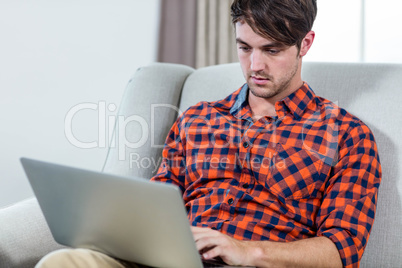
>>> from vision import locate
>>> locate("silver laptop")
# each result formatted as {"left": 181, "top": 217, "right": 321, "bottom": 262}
{"left": 21, "top": 157, "right": 251, "bottom": 268}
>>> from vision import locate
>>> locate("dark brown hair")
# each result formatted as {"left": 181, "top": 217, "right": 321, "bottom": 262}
{"left": 231, "top": 0, "right": 317, "bottom": 48}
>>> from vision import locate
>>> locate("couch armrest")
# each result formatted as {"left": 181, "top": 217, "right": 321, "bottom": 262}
{"left": 0, "top": 198, "right": 65, "bottom": 268}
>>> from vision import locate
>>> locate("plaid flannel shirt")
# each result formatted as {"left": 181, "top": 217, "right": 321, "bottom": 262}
{"left": 151, "top": 83, "right": 381, "bottom": 267}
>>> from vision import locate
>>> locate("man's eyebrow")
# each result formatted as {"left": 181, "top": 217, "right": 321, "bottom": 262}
{"left": 236, "top": 38, "right": 249, "bottom": 46}
{"left": 235, "top": 38, "right": 284, "bottom": 48}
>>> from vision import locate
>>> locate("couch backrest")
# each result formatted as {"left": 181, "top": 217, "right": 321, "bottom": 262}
{"left": 103, "top": 63, "right": 194, "bottom": 178}
{"left": 180, "top": 62, "right": 402, "bottom": 267}
{"left": 300, "top": 62, "right": 402, "bottom": 267}
{"left": 103, "top": 62, "right": 402, "bottom": 267}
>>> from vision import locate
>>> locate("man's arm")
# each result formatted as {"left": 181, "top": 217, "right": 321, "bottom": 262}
{"left": 191, "top": 120, "right": 380, "bottom": 268}
{"left": 150, "top": 115, "right": 186, "bottom": 190}
{"left": 192, "top": 226, "right": 342, "bottom": 268}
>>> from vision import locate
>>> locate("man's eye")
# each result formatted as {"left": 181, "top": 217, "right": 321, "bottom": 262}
{"left": 266, "top": 49, "right": 280, "bottom": 55}
{"left": 239, "top": 46, "right": 251, "bottom": 52}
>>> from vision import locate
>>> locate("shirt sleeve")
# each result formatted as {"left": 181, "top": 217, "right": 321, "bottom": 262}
{"left": 316, "top": 121, "right": 381, "bottom": 268}
{"left": 150, "top": 115, "right": 187, "bottom": 193}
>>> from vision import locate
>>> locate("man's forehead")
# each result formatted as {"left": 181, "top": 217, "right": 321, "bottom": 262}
{"left": 235, "top": 21, "right": 285, "bottom": 47}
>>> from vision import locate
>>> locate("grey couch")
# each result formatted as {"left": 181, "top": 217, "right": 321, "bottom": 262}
{"left": 1, "top": 62, "right": 401, "bottom": 267}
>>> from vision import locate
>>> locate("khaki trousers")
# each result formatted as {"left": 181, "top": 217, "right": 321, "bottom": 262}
{"left": 36, "top": 248, "right": 147, "bottom": 268}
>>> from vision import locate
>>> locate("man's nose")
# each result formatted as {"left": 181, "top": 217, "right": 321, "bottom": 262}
{"left": 250, "top": 51, "right": 265, "bottom": 72}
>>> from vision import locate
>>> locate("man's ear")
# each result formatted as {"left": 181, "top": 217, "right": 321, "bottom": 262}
{"left": 299, "top": 31, "right": 315, "bottom": 57}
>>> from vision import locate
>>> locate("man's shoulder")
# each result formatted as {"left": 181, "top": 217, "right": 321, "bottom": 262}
{"left": 314, "top": 95, "right": 374, "bottom": 139}
{"left": 179, "top": 86, "right": 244, "bottom": 118}
{"left": 179, "top": 101, "right": 214, "bottom": 119}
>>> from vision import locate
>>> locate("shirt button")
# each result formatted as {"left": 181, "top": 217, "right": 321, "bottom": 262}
{"left": 243, "top": 142, "right": 249, "bottom": 148}
{"left": 228, "top": 198, "right": 234, "bottom": 205}
{"left": 243, "top": 183, "right": 249, "bottom": 189}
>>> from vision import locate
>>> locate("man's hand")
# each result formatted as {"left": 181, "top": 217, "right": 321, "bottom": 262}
{"left": 191, "top": 226, "right": 258, "bottom": 266}
{"left": 191, "top": 226, "right": 343, "bottom": 268}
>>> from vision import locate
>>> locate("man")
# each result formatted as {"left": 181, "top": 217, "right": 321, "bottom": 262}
{"left": 37, "top": 0, "right": 381, "bottom": 267}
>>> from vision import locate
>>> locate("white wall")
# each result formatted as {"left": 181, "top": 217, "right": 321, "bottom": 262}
{"left": 2, "top": 1, "right": 401, "bottom": 208}
{"left": 365, "top": 0, "right": 402, "bottom": 63}
{"left": 305, "top": 0, "right": 402, "bottom": 63}
{"left": 0, "top": 0, "right": 161, "bottom": 207}
{"left": 305, "top": 0, "right": 363, "bottom": 62}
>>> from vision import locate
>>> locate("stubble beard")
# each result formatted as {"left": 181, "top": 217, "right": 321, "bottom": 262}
{"left": 248, "top": 60, "right": 300, "bottom": 100}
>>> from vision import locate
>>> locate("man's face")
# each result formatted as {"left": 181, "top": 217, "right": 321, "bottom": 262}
{"left": 235, "top": 21, "right": 303, "bottom": 103}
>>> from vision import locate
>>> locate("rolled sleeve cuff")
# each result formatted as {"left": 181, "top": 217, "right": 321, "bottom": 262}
{"left": 319, "top": 228, "right": 360, "bottom": 268}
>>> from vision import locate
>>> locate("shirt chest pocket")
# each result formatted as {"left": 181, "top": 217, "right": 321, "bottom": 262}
{"left": 266, "top": 144, "right": 325, "bottom": 199}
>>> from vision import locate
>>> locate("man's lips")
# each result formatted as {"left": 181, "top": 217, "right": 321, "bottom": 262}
{"left": 251, "top": 76, "right": 270, "bottom": 85}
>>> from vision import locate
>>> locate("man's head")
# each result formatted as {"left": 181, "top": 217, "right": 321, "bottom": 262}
{"left": 231, "top": 0, "right": 317, "bottom": 50}
{"left": 231, "top": 0, "right": 317, "bottom": 108}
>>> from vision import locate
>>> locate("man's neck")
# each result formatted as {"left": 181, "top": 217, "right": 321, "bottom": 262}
{"left": 248, "top": 81, "right": 304, "bottom": 120}
{"left": 248, "top": 96, "right": 277, "bottom": 120}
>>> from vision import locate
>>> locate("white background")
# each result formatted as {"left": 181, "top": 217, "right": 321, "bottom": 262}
{"left": 0, "top": 0, "right": 161, "bottom": 207}
{"left": 1, "top": 0, "right": 401, "bottom": 207}
{"left": 306, "top": 0, "right": 402, "bottom": 63}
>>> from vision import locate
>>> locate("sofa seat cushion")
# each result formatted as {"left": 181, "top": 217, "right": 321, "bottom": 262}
{"left": 0, "top": 198, "right": 65, "bottom": 268}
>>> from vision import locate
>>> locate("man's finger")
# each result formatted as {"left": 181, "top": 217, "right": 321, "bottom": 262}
{"left": 201, "top": 244, "right": 223, "bottom": 260}
{"left": 191, "top": 226, "right": 220, "bottom": 241}
{"left": 195, "top": 235, "right": 223, "bottom": 252}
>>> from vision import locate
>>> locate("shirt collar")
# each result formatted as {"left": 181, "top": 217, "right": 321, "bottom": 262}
{"left": 275, "top": 82, "right": 315, "bottom": 119}
{"left": 211, "top": 82, "right": 316, "bottom": 120}
{"left": 210, "top": 84, "right": 251, "bottom": 120}
{"left": 229, "top": 84, "right": 249, "bottom": 116}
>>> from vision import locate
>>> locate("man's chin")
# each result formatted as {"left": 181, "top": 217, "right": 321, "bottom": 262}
{"left": 248, "top": 85, "right": 278, "bottom": 99}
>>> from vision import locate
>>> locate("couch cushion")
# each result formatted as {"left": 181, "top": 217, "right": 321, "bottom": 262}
{"left": 179, "top": 63, "right": 245, "bottom": 111}
{"left": 102, "top": 63, "right": 194, "bottom": 179}
{"left": 301, "top": 62, "right": 402, "bottom": 267}
{"left": 0, "top": 198, "right": 65, "bottom": 268}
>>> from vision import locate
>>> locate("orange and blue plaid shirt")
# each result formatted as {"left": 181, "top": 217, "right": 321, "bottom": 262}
{"left": 151, "top": 83, "right": 381, "bottom": 267}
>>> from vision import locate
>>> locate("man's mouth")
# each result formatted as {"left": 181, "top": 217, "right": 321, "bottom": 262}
{"left": 251, "top": 75, "right": 270, "bottom": 85}
{"left": 252, "top": 76, "right": 269, "bottom": 80}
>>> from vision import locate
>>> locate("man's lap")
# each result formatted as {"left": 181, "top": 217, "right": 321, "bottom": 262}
{"left": 35, "top": 248, "right": 148, "bottom": 268}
